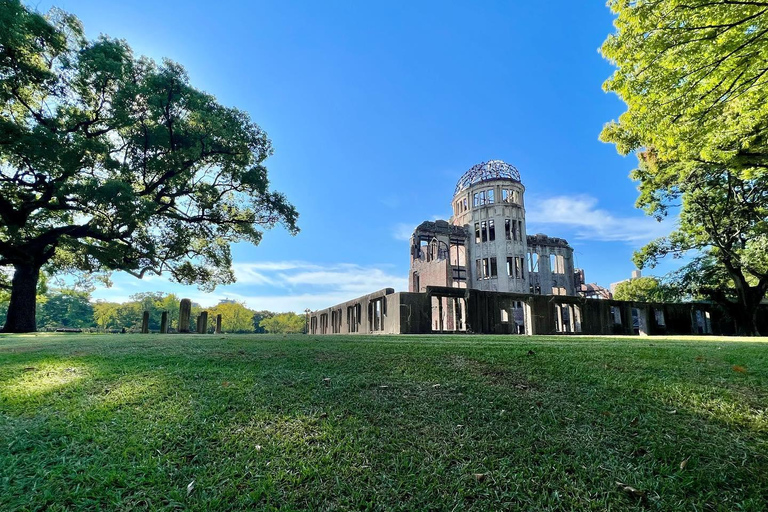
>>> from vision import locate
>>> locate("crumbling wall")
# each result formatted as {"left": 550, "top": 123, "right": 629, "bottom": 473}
{"left": 527, "top": 234, "right": 576, "bottom": 296}
{"left": 409, "top": 220, "right": 468, "bottom": 292}
{"left": 309, "top": 286, "right": 768, "bottom": 336}
{"left": 309, "top": 288, "right": 396, "bottom": 335}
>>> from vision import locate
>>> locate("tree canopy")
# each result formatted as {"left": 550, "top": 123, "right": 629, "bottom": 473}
{"left": 0, "top": 1, "right": 298, "bottom": 332}
{"left": 259, "top": 312, "right": 305, "bottom": 334}
{"left": 208, "top": 300, "right": 256, "bottom": 333}
{"left": 612, "top": 276, "right": 679, "bottom": 303}
{"left": 601, "top": 1, "right": 768, "bottom": 334}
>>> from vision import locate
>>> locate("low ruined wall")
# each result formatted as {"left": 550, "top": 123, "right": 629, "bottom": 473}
{"left": 309, "top": 287, "right": 768, "bottom": 336}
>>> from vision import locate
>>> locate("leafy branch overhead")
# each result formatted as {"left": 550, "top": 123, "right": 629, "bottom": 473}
{"left": 601, "top": 0, "right": 768, "bottom": 334}
{"left": 0, "top": 1, "right": 298, "bottom": 332}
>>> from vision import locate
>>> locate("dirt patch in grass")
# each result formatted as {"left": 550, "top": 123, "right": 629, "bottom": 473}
{"left": 447, "top": 354, "right": 535, "bottom": 389}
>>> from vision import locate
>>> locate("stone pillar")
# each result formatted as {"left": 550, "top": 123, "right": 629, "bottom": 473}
{"left": 215, "top": 314, "right": 222, "bottom": 334}
{"left": 200, "top": 311, "right": 209, "bottom": 334}
{"left": 179, "top": 299, "right": 192, "bottom": 333}
{"left": 160, "top": 311, "right": 168, "bottom": 333}
{"left": 141, "top": 311, "right": 149, "bottom": 333}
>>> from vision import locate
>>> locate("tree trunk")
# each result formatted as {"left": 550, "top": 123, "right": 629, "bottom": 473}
{"left": 2, "top": 264, "right": 41, "bottom": 333}
{"left": 738, "top": 288, "right": 763, "bottom": 336}
{"left": 718, "top": 266, "right": 765, "bottom": 336}
{"left": 719, "top": 289, "right": 762, "bottom": 336}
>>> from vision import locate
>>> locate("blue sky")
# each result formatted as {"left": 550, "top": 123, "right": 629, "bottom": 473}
{"left": 37, "top": 1, "right": 678, "bottom": 311}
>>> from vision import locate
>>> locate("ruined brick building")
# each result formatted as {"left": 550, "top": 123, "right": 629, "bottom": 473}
{"left": 411, "top": 161, "right": 576, "bottom": 295}
{"left": 408, "top": 160, "right": 579, "bottom": 332}
{"left": 308, "top": 161, "right": 766, "bottom": 336}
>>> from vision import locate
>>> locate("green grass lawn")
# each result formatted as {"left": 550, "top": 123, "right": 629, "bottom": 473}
{"left": 0, "top": 333, "right": 766, "bottom": 511}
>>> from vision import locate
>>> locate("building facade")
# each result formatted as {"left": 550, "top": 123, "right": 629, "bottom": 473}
{"left": 307, "top": 160, "right": 767, "bottom": 336}
{"left": 409, "top": 160, "right": 576, "bottom": 297}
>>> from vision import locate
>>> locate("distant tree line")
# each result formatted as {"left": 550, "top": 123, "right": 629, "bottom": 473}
{"left": 0, "top": 289, "right": 305, "bottom": 334}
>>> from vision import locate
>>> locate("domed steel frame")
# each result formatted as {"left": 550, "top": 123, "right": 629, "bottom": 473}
{"left": 454, "top": 160, "right": 521, "bottom": 195}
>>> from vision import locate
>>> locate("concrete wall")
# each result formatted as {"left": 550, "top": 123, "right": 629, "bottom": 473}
{"left": 309, "top": 288, "right": 767, "bottom": 336}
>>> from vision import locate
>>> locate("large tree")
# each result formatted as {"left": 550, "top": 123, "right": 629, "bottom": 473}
{"left": 613, "top": 276, "right": 679, "bottom": 303}
{"left": 209, "top": 300, "right": 256, "bottom": 333}
{"left": 259, "top": 312, "right": 305, "bottom": 334}
{"left": 601, "top": 0, "right": 768, "bottom": 334}
{"left": 0, "top": 2, "right": 298, "bottom": 332}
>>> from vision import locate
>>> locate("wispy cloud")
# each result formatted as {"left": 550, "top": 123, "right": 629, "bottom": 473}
{"left": 526, "top": 195, "right": 672, "bottom": 243}
{"left": 392, "top": 223, "right": 416, "bottom": 241}
{"left": 280, "top": 265, "right": 405, "bottom": 295}
{"left": 92, "top": 261, "right": 407, "bottom": 313}
{"left": 391, "top": 214, "right": 448, "bottom": 241}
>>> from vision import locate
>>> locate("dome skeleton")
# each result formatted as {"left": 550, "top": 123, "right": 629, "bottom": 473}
{"left": 454, "top": 160, "right": 522, "bottom": 196}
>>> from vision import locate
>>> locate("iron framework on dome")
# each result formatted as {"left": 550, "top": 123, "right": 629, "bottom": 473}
{"left": 454, "top": 160, "right": 521, "bottom": 195}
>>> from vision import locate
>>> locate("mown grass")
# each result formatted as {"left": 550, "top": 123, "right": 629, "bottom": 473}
{"left": 0, "top": 333, "right": 766, "bottom": 511}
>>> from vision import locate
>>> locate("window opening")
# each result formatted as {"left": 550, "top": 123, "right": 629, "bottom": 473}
{"left": 528, "top": 252, "right": 539, "bottom": 273}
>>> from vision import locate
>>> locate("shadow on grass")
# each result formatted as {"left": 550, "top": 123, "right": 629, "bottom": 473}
{"left": 0, "top": 334, "right": 766, "bottom": 511}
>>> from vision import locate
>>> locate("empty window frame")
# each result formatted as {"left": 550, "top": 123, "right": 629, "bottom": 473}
{"left": 418, "top": 239, "right": 428, "bottom": 260}
{"left": 347, "top": 304, "right": 361, "bottom": 332}
{"left": 610, "top": 306, "right": 622, "bottom": 325}
{"left": 369, "top": 298, "right": 385, "bottom": 332}
{"left": 428, "top": 239, "right": 447, "bottom": 261}
{"left": 506, "top": 219, "right": 518, "bottom": 240}
{"left": 488, "top": 220, "right": 495, "bottom": 241}
{"left": 550, "top": 254, "right": 565, "bottom": 274}
{"left": 476, "top": 257, "right": 498, "bottom": 279}
{"left": 331, "top": 309, "right": 341, "bottom": 333}
{"left": 475, "top": 223, "right": 481, "bottom": 244}
{"left": 481, "top": 221, "right": 488, "bottom": 242}
{"left": 507, "top": 257, "right": 524, "bottom": 278}
{"left": 528, "top": 252, "right": 539, "bottom": 273}
{"left": 472, "top": 189, "right": 495, "bottom": 206}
